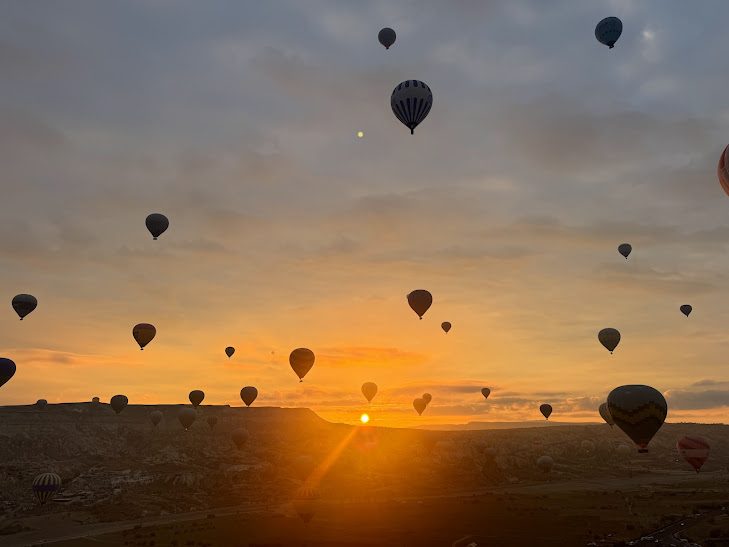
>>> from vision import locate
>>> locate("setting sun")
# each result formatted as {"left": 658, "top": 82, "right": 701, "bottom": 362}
{"left": 360, "top": 413, "right": 370, "bottom": 424}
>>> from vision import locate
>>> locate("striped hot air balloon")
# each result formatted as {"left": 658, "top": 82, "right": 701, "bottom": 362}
{"left": 32, "top": 472, "right": 61, "bottom": 505}
{"left": 677, "top": 436, "right": 710, "bottom": 473}
{"left": 391, "top": 80, "right": 433, "bottom": 134}
{"left": 293, "top": 485, "right": 320, "bottom": 523}
{"left": 607, "top": 385, "right": 667, "bottom": 453}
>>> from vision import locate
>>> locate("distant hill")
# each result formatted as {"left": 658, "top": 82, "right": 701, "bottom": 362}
{"left": 415, "top": 420, "right": 602, "bottom": 431}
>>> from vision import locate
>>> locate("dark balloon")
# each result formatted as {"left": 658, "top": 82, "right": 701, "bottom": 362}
{"left": 145, "top": 213, "right": 169, "bottom": 240}
{"left": 677, "top": 436, "right": 709, "bottom": 473}
{"left": 150, "top": 410, "right": 163, "bottom": 427}
{"left": 132, "top": 323, "right": 156, "bottom": 350}
{"left": 607, "top": 385, "right": 667, "bottom": 453}
{"left": 413, "top": 398, "right": 427, "bottom": 415}
{"left": 481, "top": 387, "right": 491, "bottom": 400}
{"left": 595, "top": 16, "right": 623, "bottom": 48}
{"left": 407, "top": 289, "right": 432, "bottom": 319}
{"left": 0, "top": 358, "right": 16, "bottom": 389}
{"left": 361, "top": 382, "right": 377, "bottom": 403}
{"left": 12, "top": 294, "right": 37, "bottom": 320}
{"left": 422, "top": 393, "right": 432, "bottom": 405}
{"left": 717, "top": 145, "right": 729, "bottom": 196}
{"left": 240, "top": 386, "right": 258, "bottom": 407}
{"left": 618, "top": 243, "right": 632, "bottom": 259}
{"left": 598, "top": 328, "right": 621, "bottom": 354}
{"left": 680, "top": 305, "right": 692, "bottom": 317}
{"left": 599, "top": 402, "right": 614, "bottom": 427}
{"left": 110, "top": 394, "right": 128, "bottom": 415}
{"left": 178, "top": 407, "right": 196, "bottom": 430}
{"left": 33, "top": 472, "right": 61, "bottom": 506}
{"left": 293, "top": 486, "right": 320, "bottom": 523}
{"left": 536, "top": 455, "right": 554, "bottom": 473}
{"left": 36, "top": 399, "right": 48, "bottom": 409}
{"left": 225, "top": 346, "right": 235, "bottom": 358}
{"left": 391, "top": 80, "right": 433, "bottom": 134}
{"left": 441, "top": 321, "right": 452, "bottom": 333}
{"left": 189, "top": 390, "right": 205, "bottom": 408}
{"left": 232, "top": 428, "right": 249, "bottom": 450}
{"left": 540, "top": 403, "right": 552, "bottom": 420}
{"left": 206, "top": 415, "right": 218, "bottom": 430}
{"left": 378, "top": 27, "right": 396, "bottom": 49}
{"left": 289, "top": 348, "right": 315, "bottom": 382}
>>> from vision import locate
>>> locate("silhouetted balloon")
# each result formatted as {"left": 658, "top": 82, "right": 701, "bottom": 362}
{"left": 232, "top": 428, "right": 249, "bottom": 450}
{"left": 189, "top": 390, "right": 205, "bottom": 408}
{"left": 150, "top": 410, "right": 163, "bottom": 427}
{"left": 36, "top": 399, "right": 48, "bottom": 409}
{"left": 32, "top": 472, "right": 61, "bottom": 505}
{"left": 618, "top": 243, "right": 632, "bottom": 259}
{"left": 680, "top": 305, "right": 692, "bottom": 317}
{"left": 391, "top": 80, "right": 433, "bottom": 134}
{"left": 407, "top": 289, "right": 432, "bottom": 319}
{"left": 378, "top": 27, "right": 396, "bottom": 49}
{"left": 132, "top": 323, "right": 156, "bottom": 350}
{"left": 717, "top": 145, "right": 729, "bottom": 196}
{"left": 441, "top": 321, "right": 451, "bottom": 333}
{"left": 225, "top": 346, "right": 235, "bottom": 358}
{"left": 206, "top": 415, "right": 218, "bottom": 430}
{"left": 110, "top": 394, "right": 128, "bottom": 415}
{"left": 293, "top": 486, "right": 320, "bottom": 523}
{"left": 677, "top": 436, "right": 710, "bottom": 473}
{"left": 92, "top": 396, "right": 100, "bottom": 404}
{"left": 595, "top": 16, "right": 622, "bottom": 48}
{"left": 361, "top": 382, "right": 377, "bottom": 402}
{"left": 0, "top": 358, "right": 16, "bottom": 389}
{"left": 145, "top": 213, "right": 169, "bottom": 240}
{"left": 422, "top": 393, "right": 432, "bottom": 405}
{"left": 289, "top": 348, "right": 315, "bottom": 382}
{"left": 413, "top": 398, "right": 427, "bottom": 415}
{"left": 599, "top": 402, "right": 614, "bottom": 427}
{"left": 540, "top": 403, "right": 552, "bottom": 420}
{"left": 178, "top": 407, "right": 196, "bottom": 430}
{"left": 240, "top": 386, "right": 258, "bottom": 407}
{"left": 536, "top": 455, "right": 554, "bottom": 473}
{"left": 598, "top": 328, "right": 621, "bottom": 354}
{"left": 481, "top": 387, "right": 491, "bottom": 400}
{"left": 607, "top": 385, "right": 667, "bottom": 453}
{"left": 12, "top": 294, "right": 37, "bottom": 320}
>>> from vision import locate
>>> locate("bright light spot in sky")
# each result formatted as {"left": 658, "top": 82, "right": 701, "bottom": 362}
{"left": 356, "top": 131, "right": 364, "bottom": 138}
{"left": 360, "top": 413, "right": 369, "bottom": 423}
{"left": 642, "top": 29, "right": 655, "bottom": 41}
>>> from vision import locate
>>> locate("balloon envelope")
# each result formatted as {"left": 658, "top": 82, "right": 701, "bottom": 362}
{"left": 240, "top": 386, "right": 258, "bottom": 407}
{"left": 407, "top": 289, "right": 432, "bottom": 319}
{"left": 717, "top": 145, "right": 729, "bottom": 196}
{"left": 289, "top": 348, "right": 315, "bottom": 381}
{"left": 599, "top": 402, "right": 614, "bottom": 426}
{"left": 598, "top": 328, "right": 621, "bottom": 353}
{"left": 110, "top": 394, "right": 128, "bottom": 415}
{"left": 595, "top": 16, "right": 623, "bottom": 48}
{"left": 378, "top": 27, "right": 396, "bottom": 49}
{"left": 607, "top": 385, "right": 667, "bottom": 452}
{"left": 617, "top": 243, "right": 632, "bottom": 259}
{"left": 422, "top": 393, "right": 432, "bottom": 404}
{"left": 677, "top": 436, "right": 709, "bottom": 473}
{"left": 178, "top": 407, "right": 196, "bottom": 430}
{"left": 540, "top": 403, "right": 552, "bottom": 420}
{"left": 293, "top": 486, "right": 320, "bottom": 523}
{"left": 680, "top": 305, "right": 692, "bottom": 317}
{"left": 536, "top": 455, "right": 554, "bottom": 473}
{"left": 12, "top": 294, "right": 37, "bottom": 320}
{"left": 232, "top": 428, "right": 249, "bottom": 450}
{"left": 441, "top": 321, "right": 451, "bottom": 333}
{"left": 0, "top": 358, "right": 16, "bottom": 389}
{"left": 361, "top": 382, "right": 377, "bottom": 402}
{"left": 225, "top": 346, "right": 235, "bottom": 358}
{"left": 206, "top": 415, "right": 218, "bottom": 430}
{"left": 413, "top": 398, "right": 427, "bottom": 415}
{"left": 189, "top": 390, "right": 205, "bottom": 407}
{"left": 150, "top": 410, "right": 163, "bottom": 427}
{"left": 481, "top": 387, "right": 491, "bottom": 400}
{"left": 132, "top": 323, "right": 156, "bottom": 350}
{"left": 36, "top": 399, "right": 48, "bottom": 409}
{"left": 391, "top": 80, "right": 433, "bottom": 134}
{"left": 145, "top": 213, "right": 169, "bottom": 240}
{"left": 32, "top": 472, "right": 61, "bottom": 506}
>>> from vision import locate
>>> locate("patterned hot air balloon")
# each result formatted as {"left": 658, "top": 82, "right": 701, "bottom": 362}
{"left": 12, "top": 294, "right": 37, "bottom": 320}
{"left": 540, "top": 403, "right": 553, "bottom": 420}
{"left": 293, "top": 485, "right": 320, "bottom": 524}
{"left": 289, "top": 348, "right": 315, "bottom": 382}
{"left": 32, "top": 472, "right": 61, "bottom": 505}
{"left": 206, "top": 415, "right": 218, "bottom": 430}
{"left": 595, "top": 17, "right": 623, "bottom": 48}
{"left": 407, "top": 290, "right": 432, "bottom": 319}
{"left": 391, "top": 80, "right": 433, "bottom": 134}
{"left": 677, "top": 436, "right": 710, "bottom": 473}
{"left": 607, "top": 385, "right": 667, "bottom": 453}
{"left": 240, "top": 386, "right": 258, "bottom": 407}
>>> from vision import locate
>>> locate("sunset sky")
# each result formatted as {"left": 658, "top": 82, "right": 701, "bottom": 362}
{"left": 3, "top": 1, "right": 729, "bottom": 427}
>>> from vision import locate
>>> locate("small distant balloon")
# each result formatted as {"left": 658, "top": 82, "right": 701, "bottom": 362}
{"left": 12, "top": 294, "right": 37, "bottom": 320}
{"left": 32, "top": 473, "right": 62, "bottom": 506}
{"left": 232, "top": 428, "right": 249, "bottom": 450}
{"left": 680, "top": 305, "right": 692, "bottom": 317}
{"left": 598, "top": 328, "right": 621, "bottom": 354}
{"left": 540, "top": 403, "right": 552, "bottom": 420}
{"left": 0, "top": 358, "right": 16, "bottom": 389}
{"left": 361, "top": 382, "right": 377, "bottom": 403}
{"left": 110, "top": 394, "right": 128, "bottom": 415}
{"left": 618, "top": 243, "right": 632, "bottom": 259}
{"left": 595, "top": 16, "right": 623, "bottom": 49}
{"left": 189, "top": 390, "right": 205, "bottom": 408}
{"left": 225, "top": 346, "right": 235, "bottom": 358}
{"left": 289, "top": 348, "right": 315, "bottom": 382}
{"left": 178, "top": 407, "right": 196, "bottom": 430}
{"left": 599, "top": 402, "right": 614, "bottom": 427}
{"left": 92, "top": 396, "right": 100, "bottom": 404}
{"left": 145, "top": 213, "right": 169, "bottom": 240}
{"left": 240, "top": 386, "right": 258, "bottom": 407}
{"left": 36, "top": 399, "right": 48, "bottom": 409}
{"left": 150, "top": 410, "right": 163, "bottom": 427}
{"left": 413, "top": 398, "right": 427, "bottom": 416}
{"left": 481, "top": 387, "right": 491, "bottom": 400}
{"left": 677, "top": 436, "right": 710, "bottom": 473}
{"left": 293, "top": 486, "right": 320, "bottom": 524}
{"left": 441, "top": 322, "right": 452, "bottom": 333}
{"left": 536, "top": 455, "right": 554, "bottom": 473}
{"left": 206, "top": 415, "right": 218, "bottom": 430}
{"left": 407, "top": 289, "right": 432, "bottom": 319}
{"left": 422, "top": 393, "right": 432, "bottom": 405}
{"left": 132, "top": 323, "right": 156, "bottom": 350}
{"left": 391, "top": 80, "right": 433, "bottom": 134}
{"left": 378, "top": 27, "right": 396, "bottom": 49}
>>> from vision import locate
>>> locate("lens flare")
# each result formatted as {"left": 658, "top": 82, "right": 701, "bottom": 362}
{"left": 360, "top": 413, "right": 369, "bottom": 424}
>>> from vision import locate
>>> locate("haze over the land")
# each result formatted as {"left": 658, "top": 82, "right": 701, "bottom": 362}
{"left": 3, "top": 1, "right": 729, "bottom": 427}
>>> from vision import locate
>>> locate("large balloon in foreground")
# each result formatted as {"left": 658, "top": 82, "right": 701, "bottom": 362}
{"left": 361, "top": 382, "right": 377, "bottom": 402}
{"left": 481, "top": 387, "right": 491, "bottom": 400}
{"left": 391, "top": 80, "right": 433, "bottom": 134}
{"left": 289, "top": 348, "right": 315, "bottom": 382}
{"left": 540, "top": 403, "right": 552, "bottom": 420}
{"left": 717, "top": 145, "right": 729, "bottom": 196}
{"left": 232, "top": 428, "right": 249, "bottom": 450}
{"left": 132, "top": 323, "right": 156, "bottom": 350}
{"left": 536, "top": 455, "right": 554, "bottom": 473}
{"left": 225, "top": 346, "right": 235, "bottom": 358}
{"left": 599, "top": 402, "right": 614, "bottom": 426}
{"left": 32, "top": 473, "right": 61, "bottom": 506}
{"left": 12, "top": 294, "right": 37, "bottom": 320}
{"left": 595, "top": 16, "right": 622, "bottom": 48}
{"left": 598, "top": 328, "right": 621, "bottom": 354}
{"left": 0, "top": 358, "right": 16, "bottom": 389}
{"left": 407, "top": 289, "right": 432, "bottom": 319}
{"left": 240, "top": 386, "right": 258, "bottom": 406}
{"left": 413, "top": 398, "right": 427, "bottom": 415}
{"left": 178, "top": 407, "right": 197, "bottom": 430}
{"left": 378, "top": 27, "right": 396, "bottom": 49}
{"left": 145, "top": 213, "right": 169, "bottom": 240}
{"left": 189, "top": 390, "right": 205, "bottom": 408}
{"left": 680, "top": 305, "right": 692, "bottom": 317}
{"left": 422, "top": 393, "right": 432, "bottom": 405}
{"left": 150, "top": 410, "right": 163, "bottom": 427}
{"left": 607, "top": 385, "right": 667, "bottom": 453}
{"left": 441, "top": 322, "right": 451, "bottom": 333}
{"left": 110, "top": 394, "right": 128, "bottom": 415}
{"left": 677, "top": 436, "right": 710, "bottom": 473}
{"left": 617, "top": 243, "right": 632, "bottom": 259}
{"left": 206, "top": 415, "right": 218, "bottom": 430}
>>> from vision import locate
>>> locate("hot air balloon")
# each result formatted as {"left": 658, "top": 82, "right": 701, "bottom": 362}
{"left": 581, "top": 440, "right": 595, "bottom": 454}
{"left": 293, "top": 486, "right": 320, "bottom": 524}
{"left": 677, "top": 436, "right": 709, "bottom": 473}
{"left": 718, "top": 145, "right": 729, "bottom": 196}
{"left": 413, "top": 398, "right": 427, "bottom": 415}
{"left": 378, "top": 27, "right": 396, "bottom": 49}
{"left": 618, "top": 243, "right": 632, "bottom": 259}
{"left": 110, "top": 394, "right": 128, "bottom": 415}
{"left": 680, "top": 305, "right": 692, "bottom": 317}
{"left": 145, "top": 213, "right": 169, "bottom": 240}
{"left": 240, "top": 386, "right": 258, "bottom": 407}
{"left": 0, "top": 358, "right": 16, "bottom": 389}
{"left": 132, "top": 323, "right": 156, "bottom": 350}
{"left": 391, "top": 80, "right": 433, "bottom": 134}
{"left": 598, "top": 328, "right": 621, "bottom": 354}
{"left": 36, "top": 399, "right": 48, "bottom": 409}
{"left": 599, "top": 402, "right": 614, "bottom": 427}
{"left": 481, "top": 388, "right": 491, "bottom": 400}
{"left": 289, "top": 348, "right": 315, "bottom": 382}
{"left": 150, "top": 410, "right": 163, "bottom": 427}
{"left": 232, "top": 428, "right": 249, "bottom": 450}
{"left": 189, "top": 390, "right": 205, "bottom": 408}
{"left": 422, "top": 393, "right": 432, "bottom": 405}
{"left": 441, "top": 322, "right": 452, "bottom": 333}
{"left": 225, "top": 346, "right": 235, "bottom": 358}
{"left": 178, "top": 407, "right": 196, "bottom": 430}
{"left": 92, "top": 396, "right": 100, "bottom": 404}
{"left": 607, "top": 385, "right": 667, "bottom": 453}
{"left": 540, "top": 403, "right": 552, "bottom": 420}
{"left": 12, "top": 294, "right": 37, "bottom": 320}
{"left": 407, "top": 289, "right": 432, "bottom": 319}
{"left": 595, "top": 16, "right": 622, "bottom": 48}
{"left": 206, "top": 415, "right": 218, "bottom": 430}
{"left": 32, "top": 473, "right": 61, "bottom": 506}
{"left": 361, "top": 382, "right": 377, "bottom": 403}
{"left": 536, "top": 455, "right": 554, "bottom": 473}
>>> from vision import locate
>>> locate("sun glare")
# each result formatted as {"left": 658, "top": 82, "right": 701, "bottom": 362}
{"left": 356, "top": 130, "right": 364, "bottom": 138}
{"left": 360, "top": 413, "right": 370, "bottom": 424}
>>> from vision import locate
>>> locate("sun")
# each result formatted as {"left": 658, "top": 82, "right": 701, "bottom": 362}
{"left": 360, "top": 413, "right": 370, "bottom": 424}
{"left": 356, "top": 130, "right": 364, "bottom": 138}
